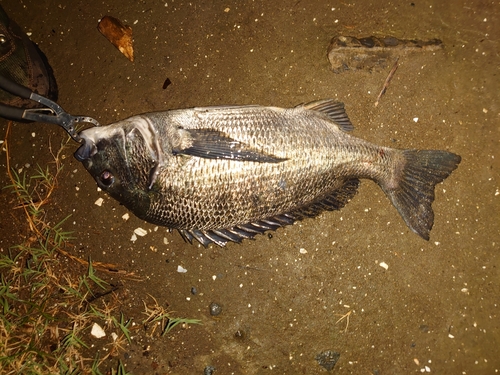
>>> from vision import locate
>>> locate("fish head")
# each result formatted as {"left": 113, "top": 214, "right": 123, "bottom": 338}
{"left": 74, "top": 116, "right": 160, "bottom": 219}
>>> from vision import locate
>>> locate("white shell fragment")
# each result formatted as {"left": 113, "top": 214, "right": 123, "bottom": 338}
{"left": 379, "top": 261, "right": 389, "bottom": 270}
{"left": 94, "top": 198, "right": 104, "bottom": 206}
{"left": 91, "top": 323, "right": 106, "bottom": 338}
{"left": 122, "top": 213, "right": 130, "bottom": 221}
{"left": 134, "top": 227, "right": 148, "bottom": 236}
{"left": 111, "top": 332, "right": 118, "bottom": 342}
{"left": 177, "top": 265, "right": 187, "bottom": 273}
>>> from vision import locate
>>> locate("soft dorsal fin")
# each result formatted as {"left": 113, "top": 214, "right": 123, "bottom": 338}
{"left": 301, "top": 99, "right": 354, "bottom": 132}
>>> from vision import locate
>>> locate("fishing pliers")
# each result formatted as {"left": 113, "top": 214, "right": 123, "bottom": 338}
{"left": 0, "top": 75, "right": 99, "bottom": 142}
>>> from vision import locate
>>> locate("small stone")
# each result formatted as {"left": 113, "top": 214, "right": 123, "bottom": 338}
{"left": 315, "top": 350, "right": 340, "bottom": 371}
{"left": 94, "top": 198, "right": 104, "bottom": 206}
{"left": 134, "top": 227, "right": 148, "bottom": 236}
{"left": 209, "top": 302, "right": 222, "bottom": 316}
{"left": 91, "top": 323, "right": 106, "bottom": 338}
{"left": 177, "top": 265, "right": 187, "bottom": 273}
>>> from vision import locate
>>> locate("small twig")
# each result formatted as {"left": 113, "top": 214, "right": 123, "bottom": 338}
{"left": 375, "top": 57, "right": 399, "bottom": 107}
{"left": 236, "top": 264, "right": 268, "bottom": 272}
{"left": 335, "top": 310, "right": 352, "bottom": 333}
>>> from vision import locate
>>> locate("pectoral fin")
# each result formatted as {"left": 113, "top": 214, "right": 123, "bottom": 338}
{"left": 175, "top": 129, "right": 286, "bottom": 163}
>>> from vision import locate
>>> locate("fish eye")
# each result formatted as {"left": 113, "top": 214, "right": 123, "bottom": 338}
{"left": 99, "top": 170, "right": 115, "bottom": 186}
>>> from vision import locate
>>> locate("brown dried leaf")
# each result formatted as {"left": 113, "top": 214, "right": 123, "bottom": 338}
{"left": 98, "top": 15, "right": 134, "bottom": 62}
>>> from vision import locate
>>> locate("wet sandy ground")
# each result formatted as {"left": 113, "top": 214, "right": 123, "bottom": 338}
{"left": 1, "top": 0, "right": 499, "bottom": 374}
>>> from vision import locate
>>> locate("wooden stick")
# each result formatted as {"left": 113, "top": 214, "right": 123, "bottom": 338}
{"left": 375, "top": 57, "right": 399, "bottom": 107}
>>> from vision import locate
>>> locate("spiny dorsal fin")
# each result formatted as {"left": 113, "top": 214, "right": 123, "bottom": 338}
{"left": 301, "top": 99, "right": 354, "bottom": 132}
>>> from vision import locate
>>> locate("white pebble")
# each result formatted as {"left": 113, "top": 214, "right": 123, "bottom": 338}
{"left": 91, "top": 323, "right": 106, "bottom": 338}
{"left": 177, "top": 265, "right": 187, "bottom": 273}
{"left": 134, "top": 227, "right": 148, "bottom": 236}
{"left": 448, "top": 333, "right": 454, "bottom": 338}
{"left": 94, "top": 198, "right": 104, "bottom": 206}
{"left": 111, "top": 332, "right": 118, "bottom": 341}
{"left": 122, "top": 213, "right": 130, "bottom": 221}
{"left": 130, "top": 233, "right": 137, "bottom": 242}
{"left": 413, "top": 117, "right": 419, "bottom": 122}
{"left": 299, "top": 248, "right": 307, "bottom": 254}
{"left": 379, "top": 261, "right": 389, "bottom": 270}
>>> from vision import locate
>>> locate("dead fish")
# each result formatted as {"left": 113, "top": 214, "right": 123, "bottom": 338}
{"left": 74, "top": 100, "right": 460, "bottom": 246}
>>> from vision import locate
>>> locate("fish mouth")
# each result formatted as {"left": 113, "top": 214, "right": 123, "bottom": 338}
{"left": 74, "top": 134, "right": 96, "bottom": 161}
{"left": 73, "top": 125, "right": 124, "bottom": 163}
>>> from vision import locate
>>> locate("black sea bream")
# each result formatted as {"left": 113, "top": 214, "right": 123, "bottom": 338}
{"left": 75, "top": 100, "right": 461, "bottom": 246}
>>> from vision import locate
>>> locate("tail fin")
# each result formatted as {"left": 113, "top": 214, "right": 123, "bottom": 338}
{"left": 382, "top": 150, "right": 461, "bottom": 240}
